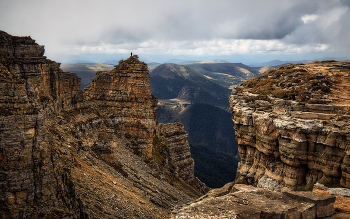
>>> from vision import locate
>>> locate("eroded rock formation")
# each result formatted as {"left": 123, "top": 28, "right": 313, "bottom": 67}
{"left": 0, "top": 30, "right": 207, "bottom": 219}
{"left": 84, "top": 56, "right": 158, "bottom": 157}
{"left": 171, "top": 61, "right": 350, "bottom": 219}
{"left": 229, "top": 61, "right": 350, "bottom": 191}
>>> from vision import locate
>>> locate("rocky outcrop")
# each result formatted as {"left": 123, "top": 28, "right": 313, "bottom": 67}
{"left": 172, "top": 184, "right": 336, "bottom": 218}
{"left": 229, "top": 61, "right": 350, "bottom": 191}
{"left": 0, "top": 30, "right": 85, "bottom": 219}
{"left": 84, "top": 56, "right": 158, "bottom": 157}
{"left": 0, "top": 31, "right": 207, "bottom": 219}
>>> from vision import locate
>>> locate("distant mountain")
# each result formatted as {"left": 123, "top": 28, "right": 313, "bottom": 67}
{"left": 61, "top": 63, "right": 114, "bottom": 89}
{"left": 185, "top": 62, "right": 269, "bottom": 89}
{"left": 150, "top": 63, "right": 231, "bottom": 109}
{"left": 147, "top": 62, "right": 161, "bottom": 66}
{"left": 255, "top": 59, "right": 310, "bottom": 67}
{"left": 248, "top": 57, "right": 347, "bottom": 67}
{"left": 102, "top": 59, "right": 120, "bottom": 65}
{"left": 70, "top": 60, "right": 97, "bottom": 64}
{"left": 165, "top": 59, "right": 201, "bottom": 63}
{"left": 147, "top": 62, "right": 162, "bottom": 72}
{"left": 212, "top": 59, "right": 229, "bottom": 63}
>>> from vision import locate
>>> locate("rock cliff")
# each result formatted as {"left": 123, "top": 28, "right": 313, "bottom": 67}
{"left": 0, "top": 30, "right": 208, "bottom": 219}
{"left": 171, "top": 61, "right": 350, "bottom": 219}
{"left": 229, "top": 61, "right": 350, "bottom": 191}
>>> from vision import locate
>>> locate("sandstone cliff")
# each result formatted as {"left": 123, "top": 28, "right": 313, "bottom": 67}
{"left": 0, "top": 30, "right": 208, "bottom": 219}
{"left": 229, "top": 61, "right": 350, "bottom": 191}
{"left": 171, "top": 61, "right": 350, "bottom": 219}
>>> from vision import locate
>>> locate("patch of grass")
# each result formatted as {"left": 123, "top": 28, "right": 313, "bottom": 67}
{"left": 152, "top": 136, "right": 169, "bottom": 166}
{"left": 242, "top": 61, "right": 335, "bottom": 103}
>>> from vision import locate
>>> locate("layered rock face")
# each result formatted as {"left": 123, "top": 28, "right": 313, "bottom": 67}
{"left": 0, "top": 31, "right": 207, "bottom": 219}
{"left": 157, "top": 123, "right": 208, "bottom": 195}
{"left": 171, "top": 61, "right": 350, "bottom": 219}
{"left": 229, "top": 61, "right": 350, "bottom": 191}
{"left": 84, "top": 56, "right": 158, "bottom": 157}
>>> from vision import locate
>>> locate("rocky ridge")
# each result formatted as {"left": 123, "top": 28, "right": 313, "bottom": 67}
{"left": 229, "top": 61, "right": 350, "bottom": 191}
{"left": 0, "top": 30, "right": 208, "bottom": 219}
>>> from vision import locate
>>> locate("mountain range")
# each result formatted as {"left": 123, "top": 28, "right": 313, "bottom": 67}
{"left": 185, "top": 62, "right": 272, "bottom": 89}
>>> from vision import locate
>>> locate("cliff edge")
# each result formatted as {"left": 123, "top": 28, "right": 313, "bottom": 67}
{"left": 229, "top": 61, "right": 350, "bottom": 191}
{"left": 0, "top": 30, "right": 208, "bottom": 219}
{"left": 171, "top": 61, "right": 350, "bottom": 219}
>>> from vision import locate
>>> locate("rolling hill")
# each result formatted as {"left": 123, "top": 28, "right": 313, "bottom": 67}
{"left": 60, "top": 63, "right": 114, "bottom": 89}
{"left": 185, "top": 62, "right": 273, "bottom": 89}
{"left": 150, "top": 63, "right": 231, "bottom": 109}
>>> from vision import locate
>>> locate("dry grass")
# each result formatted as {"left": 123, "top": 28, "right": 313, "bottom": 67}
{"left": 242, "top": 61, "right": 350, "bottom": 104}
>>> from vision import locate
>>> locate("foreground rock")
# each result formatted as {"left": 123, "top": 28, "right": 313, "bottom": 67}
{"left": 172, "top": 184, "right": 336, "bottom": 218}
{"left": 0, "top": 30, "right": 208, "bottom": 219}
{"left": 229, "top": 61, "right": 350, "bottom": 191}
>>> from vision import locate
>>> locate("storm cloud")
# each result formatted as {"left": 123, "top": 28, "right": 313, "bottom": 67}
{"left": 0, "top": 0, "right": 349, "bottom": 61}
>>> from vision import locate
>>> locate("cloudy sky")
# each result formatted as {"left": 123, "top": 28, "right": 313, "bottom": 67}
{"left": 0, "top": 0, "right": 349, "bottom": 64}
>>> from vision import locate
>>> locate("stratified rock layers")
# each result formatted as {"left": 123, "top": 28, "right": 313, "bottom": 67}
{"left": 84, "top": 56, "right": 158, "bottom": 157}
{"left": 229, "top": 62, "right": 350, "bottom": 191}
{"left": 0, "top": 31, "right": 207, "bottom": 219}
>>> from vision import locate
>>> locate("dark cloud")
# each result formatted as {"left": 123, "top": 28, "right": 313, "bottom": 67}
{"left": 283, "top": 3, "right": 350, "bottom": 56}
{"left": 0, "top": 0, "right": 348, "bottom": 58}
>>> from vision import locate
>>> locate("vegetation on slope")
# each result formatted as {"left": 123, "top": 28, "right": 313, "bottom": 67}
{"left": 242, "top": 61, "right": 350, "bottom": 104}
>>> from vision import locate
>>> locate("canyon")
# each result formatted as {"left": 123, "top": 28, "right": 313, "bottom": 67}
{"left": 1, "top": 30, "right": 350, "bottom": 219}
{"left": 0, "top": 30, "right": 208, "bottom": 219}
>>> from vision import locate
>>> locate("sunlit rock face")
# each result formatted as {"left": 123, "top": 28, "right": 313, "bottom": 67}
{"left": 0, "top": 31, "right": 207, "bottom": 219}
{"left": 230, "top": 61, "right": 350, "bottom": 191}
